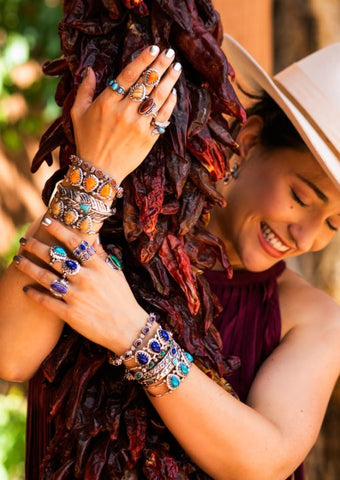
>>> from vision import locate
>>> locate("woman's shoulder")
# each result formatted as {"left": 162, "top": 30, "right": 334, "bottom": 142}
{"left": 278, "top": 267, "right": 340, "bottom": 340}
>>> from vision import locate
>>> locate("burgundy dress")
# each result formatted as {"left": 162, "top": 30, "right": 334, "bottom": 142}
{"left": 204, "top": 261, "right": 304, "bottom": 480}
{"left": 26, "top": 260, "right": 304, "bottom": 479}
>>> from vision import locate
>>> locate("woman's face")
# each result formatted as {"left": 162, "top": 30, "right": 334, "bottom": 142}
{"left": 210, "top": 122, "right": 340, "bottom": 272}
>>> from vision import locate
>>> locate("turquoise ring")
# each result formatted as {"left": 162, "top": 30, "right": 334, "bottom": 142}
{"left": 108, "top": 79, "right": 125, "bottom": 96}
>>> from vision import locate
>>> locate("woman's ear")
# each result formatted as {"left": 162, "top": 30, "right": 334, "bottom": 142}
{"left": 236, "top": 115, "right": 264, "bottom": 159}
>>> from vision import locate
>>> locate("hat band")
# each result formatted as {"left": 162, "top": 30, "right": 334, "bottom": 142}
{"left": 274, "top": 64, "right": 340, "bottom": 160}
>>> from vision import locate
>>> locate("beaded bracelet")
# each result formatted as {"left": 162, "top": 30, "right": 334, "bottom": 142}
{"left": 66, "top": 154, "right": 124, "bottom": 202}
{"left": 108, "top": 312, "right": 157, "bottom": 366}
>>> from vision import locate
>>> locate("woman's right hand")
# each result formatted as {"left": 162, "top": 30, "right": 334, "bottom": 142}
{"left": 71, "top": 45, "right": 181, "bottom": 184}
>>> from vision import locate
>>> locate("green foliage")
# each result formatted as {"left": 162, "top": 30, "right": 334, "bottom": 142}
{"left": 0, "top": 386, "right": 26, "bottom": 480}
{"left": 0, "top": 0, "right": 62, "bottom": 152}
{"left": 0, "top": 224, "right": 29, "bottom": 275}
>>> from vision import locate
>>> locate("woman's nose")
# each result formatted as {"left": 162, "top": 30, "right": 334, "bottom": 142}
{"left": 288, "top": 218, "right": 322, "bottom": 253}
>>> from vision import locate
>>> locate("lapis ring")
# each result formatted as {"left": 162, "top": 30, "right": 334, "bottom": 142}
{"left": 50, "top": 278, "right": 69, "bottom": 298}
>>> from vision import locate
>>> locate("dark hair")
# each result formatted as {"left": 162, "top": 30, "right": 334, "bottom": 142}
{"left": 243, "top": 90, "right": 307, "bottom": 151}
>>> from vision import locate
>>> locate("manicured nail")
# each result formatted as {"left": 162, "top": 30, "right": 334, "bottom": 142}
{"left": 42, "top": 217, "right": 52, "bottom": 226}
{"left": 13, "top": 255, "right": 22, "bottom": 264}
{"left": 19, "top": 237, "right": 27, "bottom": 246}
{"left": 165, "top": 48, "right": 175, "bottom": 58}
{"left": 173, "top": 62, "right": 182, "bottom": 71}
{"left": 172, "top": 87, "right": 177, "bottom": 95}
{"left": 82, "top": 66, "right": 89, "bottom": 78}
{"left": 149, "top": 45, "right": 160, "bottom": 56}
{"left": 23, "top": 285, "right": 30, "bottom": 293}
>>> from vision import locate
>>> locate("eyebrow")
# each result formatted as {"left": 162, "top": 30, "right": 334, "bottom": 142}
{"left": 296, "top": 174, "right": 329, "bottom": 203}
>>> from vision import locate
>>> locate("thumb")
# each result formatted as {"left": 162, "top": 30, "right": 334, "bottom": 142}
{"left": 72, "top": 66, "right": 96, "bottom": 117}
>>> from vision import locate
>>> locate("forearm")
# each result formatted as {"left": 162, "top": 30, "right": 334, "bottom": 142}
{"left": 0, "top": 212, "right": 99, "bottom": 381}
{"left": 147, "top": 365, "right": 286, "bottom": 480}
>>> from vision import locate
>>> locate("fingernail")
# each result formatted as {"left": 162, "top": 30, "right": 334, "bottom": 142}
{"left": 23, "top": 286, "right": 30, "bottom": 293}
{"left": 149, "top": 45, "right": 160, "bottom": 56}
{"left": 19, "top": 237, "right": 27, "bottom": 246}
{"left": 82, "top": 66, "right": 89, "bottom": 78}
{"left": 173, "top": 62, "right": 182, "bottom": 71}
{"left": 165, "top": 48, "right": 175, "bottom": 58}
{"left": 13, "top": 255, "right": 22, "bottom": 264}
{"left": 172, "top": 87, "right": 177, "bottom": 95}
{"left": 42, "top": 217, "right": 52, "bottom": 226}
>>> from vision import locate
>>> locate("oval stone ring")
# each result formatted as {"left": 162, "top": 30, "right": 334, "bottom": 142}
{"left": 50, "top": 278, "right": 69, "bottom": 298}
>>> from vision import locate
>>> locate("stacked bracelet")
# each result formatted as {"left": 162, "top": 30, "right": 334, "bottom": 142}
{"left": 48, "top": 154, "right": 123, "bottom": 234}
{"left": 49, "top": 184, "right": 116, "bottom": 234}
{"left": 123, "top": 326, "right": 194, "bottom": 397}
{"left": 66, "top": 154, "right": 124, "bottom": 202}
{"left": 108, "top": 312, "right": 157, "bottom": 366}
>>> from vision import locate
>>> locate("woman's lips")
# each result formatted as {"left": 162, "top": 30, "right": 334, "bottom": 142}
{"left": 258, "top": 222, "right": 291, "bottom": 258}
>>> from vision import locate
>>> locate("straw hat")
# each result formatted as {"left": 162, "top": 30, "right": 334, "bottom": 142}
{"left": 223, "top": 34, "right": 340, "bottom": 189}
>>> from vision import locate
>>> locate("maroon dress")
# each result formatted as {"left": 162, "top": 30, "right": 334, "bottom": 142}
{"left": 204, "top": 261, "right": 304, "bottom": 480}
{"left": 26, "top": 260, "right": 304, "bottom": 479}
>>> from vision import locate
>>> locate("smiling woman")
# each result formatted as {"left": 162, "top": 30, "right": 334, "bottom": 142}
{"left": 0, "top": 4, "right": 340, "bottom": 480}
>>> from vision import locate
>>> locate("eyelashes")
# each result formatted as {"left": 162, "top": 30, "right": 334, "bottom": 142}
{"left": 290, "top": 187, "right": 338, "bottom": 232}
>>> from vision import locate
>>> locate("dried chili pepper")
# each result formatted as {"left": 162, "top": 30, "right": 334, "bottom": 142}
{"left": 31, "top": 0, "right": 245, "bottom": 477}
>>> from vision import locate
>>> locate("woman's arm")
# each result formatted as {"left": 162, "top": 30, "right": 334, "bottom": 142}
{"left": 0, "top": 45, "right": 180, "bottom": 381}
{"left": 12, "top": 221, "right": 340, "bottom": 479}
{"left": 148, "top": 292, "right": 340, "bottom": 480}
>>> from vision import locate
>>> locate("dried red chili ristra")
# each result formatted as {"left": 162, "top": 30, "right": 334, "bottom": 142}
{"left": 32, "top": 0, "right": 246, "bottom": 477}
{"left": 178, "top": 181, "right": 206, "bottom": 235}
{"left": 159, "top": 234, "right": 200, "bottom": 315}
{"left": 187, "top": 126, "right": 227, "bottom": 181}
{"left": 189, "top": 161, "right": 226, "bottom": 207}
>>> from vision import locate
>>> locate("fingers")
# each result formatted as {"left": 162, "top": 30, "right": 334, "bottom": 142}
{"left": 39, "top": 217, "right": 98, "bottom": 265}
{"left": 23, "top": 285, "right": 69, "bottom": 318}
{"left": 100, "top": 45, "right": 161, "bottom": 102}
{"left": 150, "top": 88, "right": 177, "bottom": 135}
{"left": 19, "top": 236, "right": 82, "bottom": 279}
{"left": 13, "top": 253, "right": 68, "bottom": 296}
{"left": 148, "top": 62, "right": 181, "bottom": 109}
{"left": 71, "top": 67, "right": 97, "bottom": 118}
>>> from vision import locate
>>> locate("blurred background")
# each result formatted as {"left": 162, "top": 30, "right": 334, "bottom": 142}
{"left": 0, "top": 0, "right": 339, "bottom": 478}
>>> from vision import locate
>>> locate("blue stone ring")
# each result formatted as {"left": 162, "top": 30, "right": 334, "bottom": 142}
{"left": 61, "top": 258, "right": 81, "bottom": 277}
{"left": 50, "top": 278, "right": 69, "bottom": 298}
{"left": 108, "top": 79, "right": 125, "bottom": 96}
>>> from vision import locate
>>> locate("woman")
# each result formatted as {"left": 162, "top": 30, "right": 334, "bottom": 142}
{"left": 1, "top": 31, "right": 340, "bottom": 480}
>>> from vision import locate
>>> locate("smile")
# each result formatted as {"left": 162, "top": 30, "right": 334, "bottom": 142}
{"left": 260, "top": 222, "right": 290, "bottom": 254}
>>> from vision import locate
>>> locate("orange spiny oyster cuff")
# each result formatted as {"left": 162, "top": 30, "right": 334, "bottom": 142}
{"left": 65, "top": 154, "right": 124, "bottom": 202}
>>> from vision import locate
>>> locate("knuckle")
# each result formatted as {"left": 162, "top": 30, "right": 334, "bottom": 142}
{"left": 68, "top": 235, "right": 80, "bottom": 251}
{"left": 120, "top": 68, "right": 137, "bottom": 86}
{"left": 37, "top": 269, "right": 51, "bottom": 285}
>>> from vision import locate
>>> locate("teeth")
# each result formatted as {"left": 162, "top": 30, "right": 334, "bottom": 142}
{"left": 261, "top": 223, "right": 289, "bottom": 252}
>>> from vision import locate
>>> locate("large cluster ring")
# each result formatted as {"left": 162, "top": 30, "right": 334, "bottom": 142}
{"left": 108, "top": 79, "right": 125, "bottom": 96}
{"left": 73, "top": 240, "right": 96, "bottom": 262}
{"left": 151, "top": 119, "right": 170, "bottom": 136}
{"left": 50, "top": 278, "right": 69, "bottom": 298}
{"left": 49, "top": 246, "right": 81, "bottom": 277}
{"left": 128, "top": 83, "right": 147, "bottom": 102}
{"left": 143, "top": 68, "right": 160, "bottom": 87}
{"left": 138, "top": 97, "right": 158, "bottom": 118}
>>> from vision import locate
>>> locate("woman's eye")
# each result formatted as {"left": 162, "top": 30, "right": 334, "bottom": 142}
{"left": 326, "top": 220, "right": 338, "bottom": 232}
{"left": 290, "top": 187, "right": 307, "bottom": 207}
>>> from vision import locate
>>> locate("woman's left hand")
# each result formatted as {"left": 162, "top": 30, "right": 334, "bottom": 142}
{"left": 14, "top": 218, "right": 149, "bottom": 354}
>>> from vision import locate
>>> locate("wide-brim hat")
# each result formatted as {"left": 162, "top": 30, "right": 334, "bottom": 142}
{"left": 223, "top": 34, "right": 340, "bottom": 189}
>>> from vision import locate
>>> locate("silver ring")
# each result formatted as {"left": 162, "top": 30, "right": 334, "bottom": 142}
{"left": 138, "top": 97, "right": 158, "bottom": 117}
{"left": 61, "top": 258, "right": 81, "bottom": 277}
{"left": 108, "top": 79, "right": 125, "bottom": 95}
{"left": 105, "top": 254, "right": 122, "bottom": 271}
{"left": 143, "top": 68, "right": 160, "bottom": 87}
{"left": 73, "top": 240, "right": 96, "bottom": 262}
{"left": 49, "top": 246, "right": 67, "bottom": 265}
{"left": 128, "top": 83, "right": 147, "bottom": 102}
{"left": 50, "top": 278, "right": 69, "bottom": 298}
